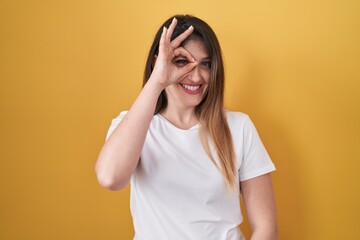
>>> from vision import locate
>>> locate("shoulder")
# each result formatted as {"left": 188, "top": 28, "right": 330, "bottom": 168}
{"left": 105, "top": 110, "right": 129, "bottom": 141}
{"left": 109, "top": 110, "right": 129, "bottom": 123}
{"left": 225, "top": 110, "right": 261, "bottom": 139}
{"left": 115, "top": 110, "right": 128, "bottom": 119}
{"left": 225, "top": 109, "right": 250, "bottom": 127}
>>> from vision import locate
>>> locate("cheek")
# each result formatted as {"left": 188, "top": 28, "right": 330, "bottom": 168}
{"left": 200, "top": 68, "right": 211, "bottom": 81}
{"left": 165, "top": 85, "right": 174, "bottom": 92}
{"left": 203, "top": 72, "right": 211, "bottom": 84}
{"left": 165, "top": 84, "right": 180, "bottom": 95}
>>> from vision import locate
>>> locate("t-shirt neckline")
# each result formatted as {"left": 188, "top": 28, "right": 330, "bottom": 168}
{"left": 156, "top": 114, "right": 200, "bottom": 131}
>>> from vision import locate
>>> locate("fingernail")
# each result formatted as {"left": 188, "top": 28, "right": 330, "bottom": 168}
{"left": 189, "top": 25, "right": 194, "bottom": 29}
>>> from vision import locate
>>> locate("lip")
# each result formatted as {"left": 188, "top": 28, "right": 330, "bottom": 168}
{"left": 179, "top": 83, "right": 203, "bottom": 95}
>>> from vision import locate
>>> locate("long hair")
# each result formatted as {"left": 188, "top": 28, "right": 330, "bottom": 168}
{"left": 143, "top": 15, "right": 236, "bottom": 190}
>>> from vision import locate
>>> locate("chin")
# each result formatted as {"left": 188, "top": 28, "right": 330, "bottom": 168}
{"left": 182, "top": 98, "right": 204, "bottom": 108}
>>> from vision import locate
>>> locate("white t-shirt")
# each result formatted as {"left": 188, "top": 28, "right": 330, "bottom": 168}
{"left": 106, "top": 110, "right": 276, "bottom": 240}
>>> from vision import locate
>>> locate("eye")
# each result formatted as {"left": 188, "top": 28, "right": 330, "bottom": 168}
{"left": 201, "top": 61, "right": 211, "bottom": 69}
{"left": 174, "top": 59, "right": 189, "bottom": 67}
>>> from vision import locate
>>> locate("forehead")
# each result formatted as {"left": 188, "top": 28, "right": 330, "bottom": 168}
{"left": 182, "top": 40, "right": 210, "bottom": 59}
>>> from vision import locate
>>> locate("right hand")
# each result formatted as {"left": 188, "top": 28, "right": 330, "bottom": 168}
{"left": 149, "top": 18, "right": 198, "bottom": 88}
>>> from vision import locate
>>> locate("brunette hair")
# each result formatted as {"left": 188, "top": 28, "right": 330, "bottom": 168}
{"left": 143, "top": 15, "right": 236, "bottom": 189}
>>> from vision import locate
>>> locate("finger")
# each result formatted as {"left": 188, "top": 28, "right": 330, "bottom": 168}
{"left": 159, "top": 26, "right": 167, "bottom": 47}
{"left": 170, "top": 25, "right": 194, "bottom": 48}
{"left": 166, "top": 18, "right": 177, "bottom": 43}
{"left": 173, "top": 47, "right": 196, "bottom": 63}
{"left": 179, "top": 61, "right": 198, "bottom": 76}
{"left": 170, "top": 61, "right": 197, "bottom": 85}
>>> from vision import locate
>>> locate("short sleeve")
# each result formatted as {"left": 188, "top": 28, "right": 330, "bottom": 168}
{"left": 238, "top": 115, "right": 276, "bottom": 182}
{"left": 105, "top": 111, "right": 128, "bottom": 141}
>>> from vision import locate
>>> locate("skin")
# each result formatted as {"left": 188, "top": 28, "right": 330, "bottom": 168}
{"left": 95, "top": 18, "right": 197, "bottom": 190}
{"left": 241, "top": 174, "right": 278, "bottom": 239}
{"left": 95, "top": 17, "right": 277, "bottom": 239}
{"left": 161, "top": 39, "right": 211, "bottom": 129}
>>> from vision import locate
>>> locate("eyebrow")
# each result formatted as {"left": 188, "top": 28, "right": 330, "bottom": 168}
{"left": 174, "top": 56, "right": 211, "bottom": 61}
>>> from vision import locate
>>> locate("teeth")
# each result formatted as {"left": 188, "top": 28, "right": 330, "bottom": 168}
{"left": 181, "top": 84, "right": 201, "bottom": 91}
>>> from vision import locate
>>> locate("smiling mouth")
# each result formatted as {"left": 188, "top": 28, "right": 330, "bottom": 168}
{"left": 180, "top": 83, "right": 202, "bottom": 92}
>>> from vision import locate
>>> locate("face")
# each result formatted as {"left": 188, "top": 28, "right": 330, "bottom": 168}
{"left": 165, "top": 40, "right": 211, "bottom": 110}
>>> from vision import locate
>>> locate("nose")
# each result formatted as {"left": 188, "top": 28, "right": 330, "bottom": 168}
{"left": 188, "top": 65, "right": 202, "bottom": 83}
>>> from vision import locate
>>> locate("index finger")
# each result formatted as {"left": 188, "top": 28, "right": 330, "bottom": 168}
{"left": 170, "top": 25, "right": 194, "bottom": 49}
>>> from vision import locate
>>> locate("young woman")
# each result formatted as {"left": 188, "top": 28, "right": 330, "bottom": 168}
{"left": 95, "top": 15, "right": 277, "bottom": 240}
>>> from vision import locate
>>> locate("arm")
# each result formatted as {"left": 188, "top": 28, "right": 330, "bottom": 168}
{"left": 95, "top": 18, "right": 197, "bottom": 191}
{"left": 95, "top": 80, "right": 163, "bottom": 191}
{"left": 240, "top": 173, "right": 278, "bottom": 240}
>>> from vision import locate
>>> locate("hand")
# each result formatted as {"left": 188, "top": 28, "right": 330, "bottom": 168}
{"left": 149, "top": 18, "right": 197, "bottom": 88}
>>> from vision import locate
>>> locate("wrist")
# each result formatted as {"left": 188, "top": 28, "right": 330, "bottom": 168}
{"left": 146, "top": 76, "right": 166, "bottom": 93}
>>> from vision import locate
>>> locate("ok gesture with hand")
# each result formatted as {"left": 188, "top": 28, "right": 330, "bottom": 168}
{"left": 150, "top": 18, "right": 197, "bottom": 88}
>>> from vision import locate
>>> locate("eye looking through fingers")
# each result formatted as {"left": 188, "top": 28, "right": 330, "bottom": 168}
{"left": 173, "top": 57, "right": 189, "bottom": 67}
{"left": 173, "top": 56, "right": 212, "bottom": 69}
{"left": 173, "top": 59, "right": 212, "bottom": 69}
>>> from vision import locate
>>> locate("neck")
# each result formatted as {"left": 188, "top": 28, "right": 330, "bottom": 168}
{"left": 160, "top": 106, "right": 198, "bottom": 130}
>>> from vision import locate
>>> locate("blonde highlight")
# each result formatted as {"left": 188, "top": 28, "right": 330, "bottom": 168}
{"left": 197, "top": 54, "right": 236, "bottom": 191}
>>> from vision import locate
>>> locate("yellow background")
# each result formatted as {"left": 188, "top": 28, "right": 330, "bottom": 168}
{"left": 1, "top": 0, "right": 359, "bottom": 239}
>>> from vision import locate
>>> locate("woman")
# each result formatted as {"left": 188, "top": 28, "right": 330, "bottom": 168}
{"left": 95, "top": 15, "right": 277, "bottom": 240}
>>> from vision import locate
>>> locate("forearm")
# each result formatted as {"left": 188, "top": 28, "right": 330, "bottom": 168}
{"left": 95, "top": 79, "right": 164, "bottom": 190}
{"left": 250, "top": 226, "right": 278, "bottom": 240}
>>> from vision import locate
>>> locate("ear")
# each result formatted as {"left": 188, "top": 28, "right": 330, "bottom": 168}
{"left": 152, "top": 55, "right": 158, "bottom": 68}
